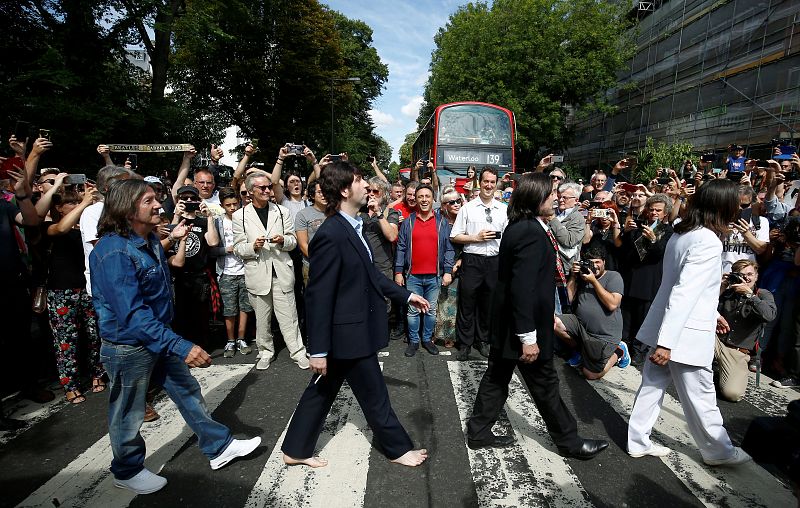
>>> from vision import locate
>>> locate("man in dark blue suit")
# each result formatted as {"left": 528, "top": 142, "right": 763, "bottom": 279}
{"left": 281, "top": 160, "right": 431, "bottom": 468}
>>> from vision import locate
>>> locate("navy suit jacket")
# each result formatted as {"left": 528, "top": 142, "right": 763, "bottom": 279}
{"left": 305, "top": 212, "right": 411, "bottom": 359}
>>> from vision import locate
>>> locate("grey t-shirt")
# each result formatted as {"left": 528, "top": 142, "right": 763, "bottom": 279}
{"left": 575, "top": 270, "right": 624, "bottom": 343}
{"left": 360, "top": 208, "right": 401, "bottom": 273}
{"left": 295, "top": 206, "right": 327, "bottom": 264}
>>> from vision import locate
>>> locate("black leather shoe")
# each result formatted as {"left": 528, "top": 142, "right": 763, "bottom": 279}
{"left": 404, "top": 343, "right": 419, "bottom": 357}
{"left": 561, "top": 439, "right": 609, "bottom": 460}
{"left": 421, "top": 341, "right": 439, "bottom": 355}
{"left": 456, "top": 346, "right": 471, "bottom": 361}
{"left": 467, "top": 433, "right": 516, "bottom": 450}
{"left": 477, "top": 342, "right": 491, "bottom": 358}
{"left": 0, "top": 416, "right": 26, "bottom": 431}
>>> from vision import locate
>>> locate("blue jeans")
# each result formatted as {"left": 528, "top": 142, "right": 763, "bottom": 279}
{"left": 100, "top": 341, "right": 233, "bottom": 480}
{"left": 406, "top": 274, "right": 440, "bottom": 344}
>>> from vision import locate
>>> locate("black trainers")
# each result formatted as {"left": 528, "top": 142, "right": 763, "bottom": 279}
{"left": 404, "top": 343, "right": 419, "bottom": 357}
{"left": 771, "top": 377, "right": 799, "bottom": 389}
{"left": 421, "top": 341, "right": 439, "bottom": 355}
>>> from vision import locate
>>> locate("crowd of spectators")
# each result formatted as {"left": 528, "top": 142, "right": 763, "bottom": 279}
{"left": 1, "top": 135, "right": 799, "bottom": 431}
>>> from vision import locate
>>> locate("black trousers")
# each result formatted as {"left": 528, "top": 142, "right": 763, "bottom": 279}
{"left": 456, "top": 253, "right": 499, "bottom": 348}
{"left": 467, "top": 353, "right": 581, "bottom": 453}
{"left": 282, "top": 353, "right": 413, "bottom": 460}
{"left": 173, "top": 272, "right": 210, "bottom": 349}
{"left": 622, "top": 296, "right": 652, "bottom": 356}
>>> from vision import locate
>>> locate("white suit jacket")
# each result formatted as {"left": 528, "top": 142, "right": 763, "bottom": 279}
{"left": 637, "top": 227, "right": 722, "bottom": 367}
{"left": 232, "top": 202, "right": 297, "bottom": 295}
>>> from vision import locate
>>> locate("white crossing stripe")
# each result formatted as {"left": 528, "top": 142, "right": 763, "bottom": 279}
{"left": 244, "top": 366, "right": 380, "bottom": 508}
{"left": 741, "top": 373, "right": 800, "bottom": 417}
{"left": 588, "top": 366, "right": 795, "bottom": 507}
{"left": 448, "top": 361, "right": 592, "bottom": 507}
{"left": 17, "top": 364, "right": 251, "bottom": 508}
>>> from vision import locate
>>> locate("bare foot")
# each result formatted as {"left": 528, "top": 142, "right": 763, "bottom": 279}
{"left": 391, "top": 449, "right": 428, "bottom": 467}
{"left": 283, "top": 453, "right": 328, "bottom": 468}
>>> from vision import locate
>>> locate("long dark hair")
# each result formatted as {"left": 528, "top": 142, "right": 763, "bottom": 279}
{"left": 507, "top": 173, "right": 552, "bottom": 223}
{"left": 674, "top": 178, "right": 738, "bottom": 236}
{"left": 319, "top": 161, "right": 363, "bottom": 216}
{"left": 97, "top": 179, "right": 151, "bottom": 238}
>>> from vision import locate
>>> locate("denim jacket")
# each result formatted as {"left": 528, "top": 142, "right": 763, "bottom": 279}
{"left": 395, "top": 209, "right": 455, "bottom": 277}
{"left": 90, "top": 232, "right": 193, "bottom": 359}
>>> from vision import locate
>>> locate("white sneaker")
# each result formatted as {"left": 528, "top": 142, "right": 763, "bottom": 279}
{"left": 113, "top": 468, "right": 167, "bottom": 494}
{"left": 210, "top": 437, "right": 261, "bottom": 470}
{"left": 628, "top": 445, "right": 671, "bottom": 458}
{"left": 256, "top": 357, "right": 272, "bottom": 370}
{"left": 703, "top": 447, "right": 752, "bottom": 466}
{"left": 297, "top": 357, "right": 310, "bottom": 370}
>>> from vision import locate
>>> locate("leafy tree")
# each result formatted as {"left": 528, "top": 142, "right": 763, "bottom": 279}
{"left": 170, "top": 1, "right": 389, "bottom": 175}
{"left": 419, "top": 0, "right": 634, "bottom": 169}
{"left": 633, "top": 137, "right": 694, "bottom": 185}
{"left": 398, "top": 132, "right": 418, "bottom": 167}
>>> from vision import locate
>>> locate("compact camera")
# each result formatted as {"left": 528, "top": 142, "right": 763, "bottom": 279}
{"left": 289, "top": 144, "right": 305, "bottom": 156}
{"left": 579, "top": 260, "right": 594, "bottom": 275}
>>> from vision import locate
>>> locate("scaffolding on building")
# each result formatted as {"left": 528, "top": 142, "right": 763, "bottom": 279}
{"left": 568, "top": 0, "right": 800, "bottom": 168}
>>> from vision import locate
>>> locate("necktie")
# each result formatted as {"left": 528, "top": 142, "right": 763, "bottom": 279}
{"left": 546, "top": 228, "right": 567, "bottom": 286}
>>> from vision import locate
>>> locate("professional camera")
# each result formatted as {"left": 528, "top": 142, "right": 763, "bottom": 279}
{"left": 727, "top": 272, "right": 745, "bottom": 286}
{"left": 579, "top": 260, "right": 594, "bottom": 275}
{"left": 784, "top": 219, "right": 800, "bottom": 245}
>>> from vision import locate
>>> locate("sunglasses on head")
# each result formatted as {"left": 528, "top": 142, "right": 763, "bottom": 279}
{"left": 445, "top": 198, "right": 463, "bottom": 205}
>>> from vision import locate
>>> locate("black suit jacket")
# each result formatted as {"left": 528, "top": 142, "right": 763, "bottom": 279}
{"left": 305, "top": 212, "right": 411, "bottom": 359}
{"left": 489, "top": 218, "right": 556, "bottom": 361}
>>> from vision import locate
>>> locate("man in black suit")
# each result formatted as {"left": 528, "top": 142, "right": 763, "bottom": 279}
{"left": 466, "top": 173, "right": 609, "bottom": 460}
{"left": 281, "top": 160, "right": 430, "bottom": 468}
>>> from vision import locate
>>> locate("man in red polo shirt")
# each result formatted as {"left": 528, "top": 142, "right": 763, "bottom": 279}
{"left": 392, "top": 180, "right": 419, "bottom": 221}
{"left": 394, "top": 185, "right": 455, "bottom": 357}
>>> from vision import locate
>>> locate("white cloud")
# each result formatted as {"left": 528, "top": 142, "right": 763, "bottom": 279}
{"left": 369, "top": 109, "right": 397, "bottom": 128}
{"left": 401, "top": 96, "right": 424, "bottom": 118}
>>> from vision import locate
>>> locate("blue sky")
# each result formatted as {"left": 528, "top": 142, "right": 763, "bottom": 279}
{"left": 324, "top": 0, "right": 466, "bottom": 162}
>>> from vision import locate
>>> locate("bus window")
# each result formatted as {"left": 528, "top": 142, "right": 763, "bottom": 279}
{"left": 438, "top": 105, "right": 512, "bottom": 146}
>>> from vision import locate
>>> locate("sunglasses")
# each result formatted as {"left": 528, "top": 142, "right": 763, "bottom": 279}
{"left": 740, "top": 202, "right": 751, "bottom": 209}
{"left": 180, "top": 197, "right": 200, "bottom": 202}
{"left": 550, "top": 175, "right": 564, "bottom": 181}
{"left": 39, "top": 179, "right": 56, "bottom": 185}
{"left": 368, "top": 189, "right": 381, "bottom": 195}
{"left": 253, "top": 184, "right": 273, "bottom": 192}
{"left": 240, "top": 191, "right": 249, "bottom": 196}
{"left": 445, "top": 199, "right": 463, "bottom": 205}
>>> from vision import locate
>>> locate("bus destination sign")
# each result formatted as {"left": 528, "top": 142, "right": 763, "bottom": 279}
{"left": 441, "top": 149, "right": 511, "bottom": 167}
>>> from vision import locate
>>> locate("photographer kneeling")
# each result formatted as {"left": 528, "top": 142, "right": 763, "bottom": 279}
{"left": 554, "top": 244, "right": 630, "bottom": 380}
{"left": 715, "top": 260, "right": 776, "bottom": 402}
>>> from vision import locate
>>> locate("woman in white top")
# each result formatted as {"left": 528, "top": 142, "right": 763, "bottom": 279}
{"left": 627, "top": 179, "right": 752, "bottom": 466}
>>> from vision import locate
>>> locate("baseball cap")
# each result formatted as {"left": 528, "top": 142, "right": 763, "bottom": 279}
{"left": 144, "top": 176, "right": 162, "bottom": 184}
{"left": 177, "top": 185, "right": 200, "bottom": 198}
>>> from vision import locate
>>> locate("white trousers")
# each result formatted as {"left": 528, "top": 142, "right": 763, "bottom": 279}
{"left": 248, "top": 275, "right": 306, "bottom": 364}
{"left": 628, "top": 358, "right": 735, "bottom": 461}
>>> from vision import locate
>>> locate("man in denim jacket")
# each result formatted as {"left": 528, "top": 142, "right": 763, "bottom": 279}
{"left": 394, "top": 184, "right": 455, "bottom": 357}
{"left": 90, "top": 179, "right": 260, "bottom": 495}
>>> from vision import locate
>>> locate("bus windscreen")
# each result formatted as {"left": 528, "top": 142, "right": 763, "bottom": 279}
{"left": 437, "top": 105, "right": 512, "bottom": 146}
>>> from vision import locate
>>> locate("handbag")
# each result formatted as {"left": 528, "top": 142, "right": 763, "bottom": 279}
{"left": 32, "top": 286, "right": 47, "bottom": 313}
{"left": 32, "top": 240, "right": 53, "bottom": 314}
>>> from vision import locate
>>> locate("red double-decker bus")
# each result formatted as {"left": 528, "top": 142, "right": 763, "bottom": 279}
{"left": 411, "top": 102, "right": 516, "bottom": 184}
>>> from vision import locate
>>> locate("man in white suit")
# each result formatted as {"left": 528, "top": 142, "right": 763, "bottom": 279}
{"left": 627, "top": 179, "right": 751, "bottom": 466}
{"left": 233, "top": 170, "right": 309, "bottom": 371}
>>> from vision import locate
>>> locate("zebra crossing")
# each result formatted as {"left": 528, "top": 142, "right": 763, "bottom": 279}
{"left": 1, "top": 349, "right": 797, "bottom": 508}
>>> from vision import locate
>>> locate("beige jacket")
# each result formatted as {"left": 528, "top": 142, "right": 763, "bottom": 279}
{"left": 232, "top": 202, "right": 297, "bottom": 295}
